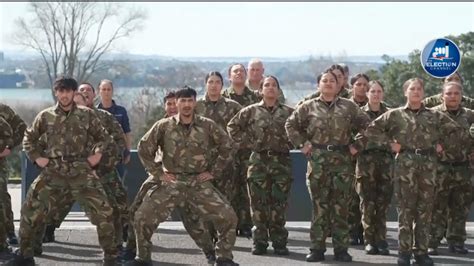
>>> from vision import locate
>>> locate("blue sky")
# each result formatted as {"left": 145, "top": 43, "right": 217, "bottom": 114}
{"left": 1, "top": 2, "right": 473, "bottom": 58}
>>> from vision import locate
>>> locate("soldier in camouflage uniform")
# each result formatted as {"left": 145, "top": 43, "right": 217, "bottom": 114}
{"left": 127, "top": 87, "right": 238, "bottom": 266}
{"left": 428, "top": 82, "right": 474, "bottom": 255}
{"left": 347, "top": 73, "right": 370, "bottom": 246}
{"left": 286, "top": 70, "right": 370, "bottom": 262}
{"left": 0, "top": 103, "right": 26, "bottom": 246}
{"left": 123, "top": 91, "right": 217, "bottom": 264}
{"left": 423, "top": 72, "right": 474, "bottom": 109}
{"left": 222, "top": 63, "right": 259, "bottom": 237}
{"left": 39, "top": 84, "right": 128, "bottom": 250}
{"left": 355, "top": 81, "right": 393, "bottom": 255}
{"left": 363, "top": 78, "right": 461, "bottom": 266}
{"left": 228, "top": 75, "right": 294, "bottom": 256}
{"left": 297, "top": 64, "right": 351, "bottom": 107}
{"left": 0, "top": 117, "right": 14, "bottom": 259}
{"left": 246, "top": 59, "right": 286, "bottom": 104}
{"left": 7, "top": 76, "right": 118, "bottom": 266}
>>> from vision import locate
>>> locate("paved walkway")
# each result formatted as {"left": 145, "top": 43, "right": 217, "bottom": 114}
{"left": 5, "top": 184, "right": 474, "bottom": 265}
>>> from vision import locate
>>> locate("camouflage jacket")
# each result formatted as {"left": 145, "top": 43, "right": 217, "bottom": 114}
{"left": 137, "top": 114, "right": 233, "bottom": 180}
{"left": 423, "top": 93, "right": 474, "bottom": 109}
{"left": 350, "top": 96, "right": 368, "bottom": 108}
{"left": 0, "top": 103, "right": 27, "bottom": 149}
{"left": 245, "top": 80, "right": 287, "bottom": 104}
{"left": 222, "top": 86, "right": 260, "bottom": 107}
{"left": 359, "top": 102, "right": 391, "bottom": 151}
{"left": 432, "top": 104, "right": 474, "bottom": 162}
{"left": 196, "top": 95, "right": 242, "bottom": 130}
{"left": 296, "top": 88, "right": 351, "bottom": 107}
{"left": 286, "top": 96, "right": 370, "bottom": 151}
{"left": 364, "top": 104, "right": 461, "bottom": 153}
{"left": 23, "top": 103, "right": 112, "bottom": 163}
{"left": 0, "top": 117, "right": 13, "bottom": 152}
{"left": 92, "top": 108, "right": 126, "bottom": 174}
{"left": 228, "top": 100, "right": 294, "bottom": 153}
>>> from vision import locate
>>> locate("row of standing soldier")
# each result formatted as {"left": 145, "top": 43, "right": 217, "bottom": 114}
{"left": 0, "top": 61, "right": 472, "bottom": 266}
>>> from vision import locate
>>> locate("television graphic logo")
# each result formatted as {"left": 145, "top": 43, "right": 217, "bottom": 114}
{"left": 421, "top": 38, "right": 461, "bottom": 78}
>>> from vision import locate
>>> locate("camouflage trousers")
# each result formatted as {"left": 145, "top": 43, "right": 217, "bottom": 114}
{"left": 126, "top": 175, "right": 214, "bottom": 254}
{"left": 19, "top": 167, "right": 117, "bottom": 259}
{"left": 307, "top": 151, "right": 353, "bottom": 251}
{"left": 134, "top": 178, "right": 237, "bottom": 261}
{"left": 247, "top": 152, "right": 292, "bottom": 248}
{"left": 0, "top": 160, "right": 15, "bottom": 236}
{"left": 231, "top": 149, "right": 252, "bottom": 231}
{"left": 395, "top": 153, "right": 436, "bottom": 255}
{"left": 43, "top": 169, "right": 128, "bottom": 247}
{"left": 429, "top": 162, "right": 472, "bottom": 248}
{"left": 355, "top": 151, "right": 393, "bottom": 246}
{"left": 0, "top": 160, "right": 10, "bottom": 249}
{"left": 348, "top": 157, "right": 362, "bottom": 241}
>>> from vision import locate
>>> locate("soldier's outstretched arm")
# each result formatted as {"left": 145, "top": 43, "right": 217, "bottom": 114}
{"left": 137, "top": 121, "right": 164, "bottom": 178}
{"left": 285, "top": 105, "right": 309, "bottom": 148}
{"left": 351, "top": 106, "right": 370, "bottom": 152}
{"left": 363, "top": 112, "right": 393, "bottom": 151}
{"left": 1, "top": 104, "right": 27, "bottom": 148}
{"left": 23, "top": 112, "right": 46, "bottom": 162}
{"left": 0, "top": 117, "right": 14, "bottom": 152}
{"left": 88, "top": 111, "right": 113, "bottom": 155}
{"left": 227, "top": 107, "right": 250, "bottom": 147}
{"left": 210, "top": 122, "right": 233, "bottom": 179}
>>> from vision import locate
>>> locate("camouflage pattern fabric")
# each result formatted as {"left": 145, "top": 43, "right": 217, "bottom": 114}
{"left": 134, "top": 114, "right": 237, "bottom": 261}
{"left": 296, "top": 88, "right": 351, "bottom": 107}
{"left": 228, "top": 101, "right": 294, "bottom": 248}
{"left": 285, "top": 96, "right": 369, "bottom": 252}
{"left": 20, "top": 103, "right": 117, "bottom": 259}
{"left": 355, "top": 102, "right": 393, "bottom": 247}
{"left": 423, "top": 93, "right": 474, "bottom": 109}
{"left": 428, "top": 105, "right": 474, "bottom": 248}
{"left": 0, "top": 116, "right": 13, "bottom": 249}
{"left": 0, "top": 103, "right": 27, "bottom": 237}
{"left": 364, "top": 103, "right": 461, "bottom": 256}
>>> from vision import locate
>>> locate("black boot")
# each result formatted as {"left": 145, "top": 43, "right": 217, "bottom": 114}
{"left": 306, "top": 249, "right": 325, "bottom": 262}
{"left": 42, "top": 224, "right": 56, "bottom": 243}
{"left": 397, "top": 252, "right": 411, "bottom": 266}
{"left": 377, "top": 240, "right": 390, "bottom": 255}
{"left": 251, "top": 244, "right": 267, "bottom": 255}
{"left": 273, "top": 246, "right": 289, "bottom": 256}
{"left": 7, "top": 232, "right": 18, "bottom": 245}
{"left": 215, "top": 257, "right": 239, "bottom": 266}
{"left": 365, "top": 244, "right": 379, "bottom": 255}
{"left": 0, "top": 246, "right": 13, "bottom": 260}
{"left": 118, "top": 248, "right": 136, "bottom": 261}
{"left": 238, "top": 227, "right": 252, "bottom": 238}
{"left": 349, "top": 233, "right": 359, "bottom": 245}
{"left": 414, "top": 254, "right": 433, "bottom": 266}
{"left": 204, "top": 250, "right": 216, "bottom": 264}
{"left": 334, "top": 249, "right": 352, "bottom": 262}
{"left": 5, "top": 250, "right": 35, "bottom": 266}
{"left": 448, "top": 244, "right": 468, "bottom": 254}
{"left": 123, "top": 259, "right": 153, "bottom": 266}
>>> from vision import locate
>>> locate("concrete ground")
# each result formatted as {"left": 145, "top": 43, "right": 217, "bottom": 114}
{"left": 4, "top": 184, "right": 474, "bottom": 265}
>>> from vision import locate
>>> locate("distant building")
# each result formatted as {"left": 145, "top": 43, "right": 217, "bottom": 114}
{"left": 0, "top": 51, "right": 4, "bottom": 62}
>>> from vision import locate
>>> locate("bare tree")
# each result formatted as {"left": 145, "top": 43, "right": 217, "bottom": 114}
{"left": 12, "top": 1, "right": 146, "bottom": 99}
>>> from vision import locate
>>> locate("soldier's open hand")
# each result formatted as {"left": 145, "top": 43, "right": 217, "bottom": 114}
{"left": 390, "top": 141, "right": 401, "bottom": 153}
{"left": 35, "top": 157, "right": 49, "bottom": 168}
{"left": 87, "top": 152, "right": 103, "bottom": 167}
{"left": 0, "top": 148, "right": 11, "bottom": 158}
{"left": 161, "top": 172, "right": 177, "bottom": 183}
{"left": 301, "top": 143, "right": 312, "bottom": 157}
{"left": 197, "top": 171, "right": 214, "bottom": 182}
{"left": 436, "top": 143, "right": 443, "bottom": 153}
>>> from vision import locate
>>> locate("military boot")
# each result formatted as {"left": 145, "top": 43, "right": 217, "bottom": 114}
{"left": 334, "top": 249, "right": 352, "bottom": 262}
{"left": 42, "top": 224, "right": 56, "bottom": 243}
{"left": 448, "top": 244, "right": 468, "bottom": 254}
{"left": 204, "top": 250, "right": 216, "bottom": 264}
{"left": 251, "top": 243, "right": 267, "bottom": 255}
{"left": 7, "top": 232, "right": 18, "bottom": 245}
{"left": 5, "top": 250, "right": 35, "bottom": 266}
{"left": 123, "top": 259, "right": 152, "bottom": 266}
{"left": 397, "top": 252, "right": 411, "bottom": 266}
{"left": 215, "top": 258, "right": 239, "bottom": 266}
{"left": 306, "top": 249, "right": 325, "bottom": 262}
{"left": 414, "top": 254, "right": 434, "bottom": 266}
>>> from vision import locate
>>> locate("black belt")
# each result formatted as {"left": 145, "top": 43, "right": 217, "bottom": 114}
{"left": 400, "top": 148, "right": 435, "bottom": 156}
{"left": 49, "top": 156, "right": 87, "bottom": 162}
{"left": 439, "top": 161, "right": 469, "bottom": 167}
{"left": 256, "top": 150, "right": 290, "bottom": 156}
{"left": 313, "top": 144, "right": 349, "bottom": 152}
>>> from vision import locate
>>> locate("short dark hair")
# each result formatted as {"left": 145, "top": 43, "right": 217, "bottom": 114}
{"left": 227, "top": 63, "right": 247, "bottom": 77}
{"left": 368, "top": 80, "right": 385, "bottom": 91}
{"left": 205, "top": 71, "right": 224, "bottom": 85}
{"left": 260, "top": 75, "right": 281, "bottom": 90}
{"left": 53, "top": 76, "right": 78, "bottom": 91}
{"left": 175, "top": 85, "right": 197, "bottom": 99}
{"left": 316, "top": 69, "right": 338, "bottom": 84}
{"left": 350, "top": 73, "right": 370, "bottom": 86}
{"left": 79, "top": 82, "right": 95, "bottom": 93}
{"left": 328, "top": 64, "right": 345, "bottom": 74}
{"left": 163, "top": 91, "right": 176, "bottom": 103}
